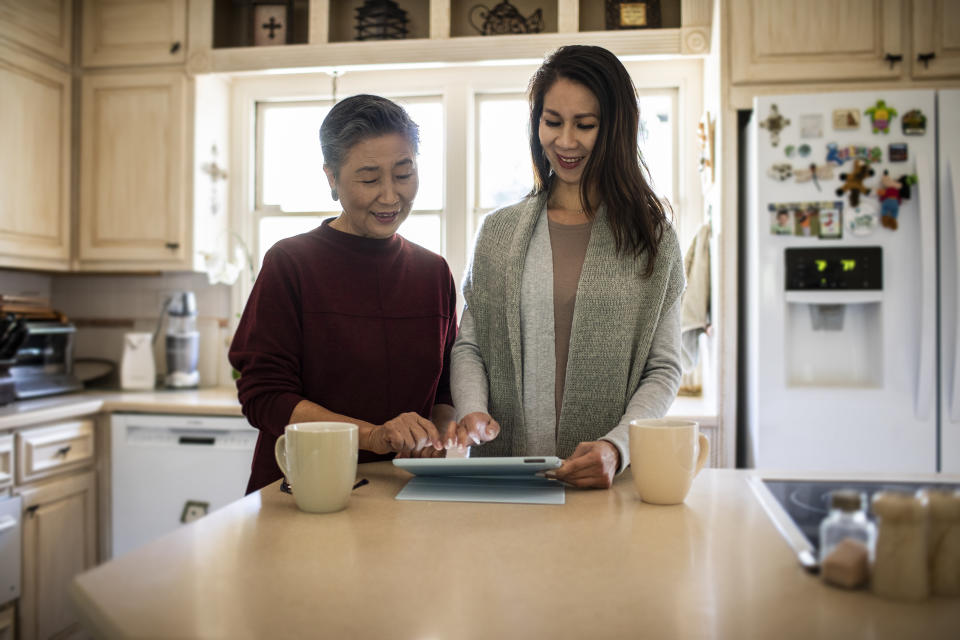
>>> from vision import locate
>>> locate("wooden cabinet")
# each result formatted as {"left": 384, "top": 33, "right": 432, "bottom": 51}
{"left": 0, "top": 0, "right": 72, "bottom": 65}
{"left": 15, "top": 470, "right": 97, "bottom": 640}
{"left": 729, "top": 0, "right": 904, "bottom": 84}
{"left": 0, "top": 434, "right": 12, "bottom": 490}
{"left": 82, "top": 0, "right": 187, "bottom": 68}
{"left": 79, "top": 70, "right": 189, "bottom": 267}
{"left": 912, "top": 0, "right": 960, "bottom": 78}
{"left": 0, "top": 43, "right": 72, "bottom": 271}
{"left": 15, "top": 420, "right": 95, "bottom": 485}
{"left": 0, "top": 605, "right": 14, "bottom": 640}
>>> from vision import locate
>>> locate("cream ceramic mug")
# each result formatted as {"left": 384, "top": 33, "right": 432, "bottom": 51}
{"left": 274, "top": 422, "right": 358, "bottom": 513}
{"left": 629, "top": 418, "right": 709, "bottom": 505}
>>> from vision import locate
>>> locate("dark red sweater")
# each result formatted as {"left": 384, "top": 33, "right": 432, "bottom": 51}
{"left": 229, "top": 220, "right": 457, "bottom": 493}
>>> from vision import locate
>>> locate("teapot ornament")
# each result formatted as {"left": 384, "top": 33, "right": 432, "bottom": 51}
{"left": 470, "top": 1, "right": 544, "bottom": 35}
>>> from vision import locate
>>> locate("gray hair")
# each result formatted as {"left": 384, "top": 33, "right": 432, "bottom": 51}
{"left": 319, "top": 94, "right": 420, "bottom": 178}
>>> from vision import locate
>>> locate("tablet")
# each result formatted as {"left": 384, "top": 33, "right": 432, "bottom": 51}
{"left": 393, "top": 456, "right": 562, "bottom": 477}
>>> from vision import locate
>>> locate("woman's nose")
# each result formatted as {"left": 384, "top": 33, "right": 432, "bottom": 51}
{"left": 557, "top": 124, "right": 576, "bottom": 148}
{"left": 378, "top": 180, "right": 399, "bottom": 204}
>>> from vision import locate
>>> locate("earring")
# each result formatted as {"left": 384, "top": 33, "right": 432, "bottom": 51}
{"left": 331, "top": 187, "right": 338, "bottom": 201}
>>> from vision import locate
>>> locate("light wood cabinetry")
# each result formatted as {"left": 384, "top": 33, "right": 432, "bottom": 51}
{"left": 0, "top": 434, "right": 12, "bottom": 490}
{"left": 15, "top": 420, "right": 95, "bottom": 485}
{"left": 82, "top": 0, "right": 186, "bottom": 68}
{"left": 729, "top": 0, "right": 904, "bottom": 85}
{"left": 0, "top": 0, "right": 72, "bottom": 65}
{"left": 0, "top": 605, "right": 14, "bottom": 640}
{"left": 912, "top": 0, "right": 960, "bottom": 78}
{"left": 15, "top": 470, "right": 96, "bottom": 640}
{"left": 79, "top": 70, "right": 188, "bottom": 266}
{"left": 0, "top": 43, "right": 72, "bottom": 271}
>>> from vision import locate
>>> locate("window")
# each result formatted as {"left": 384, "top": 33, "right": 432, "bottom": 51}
{"left": 255, "top": 97, "right": 444, "bottom": 264}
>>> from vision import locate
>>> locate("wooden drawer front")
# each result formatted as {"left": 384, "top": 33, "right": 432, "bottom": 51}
{"left": 0, "top": 435, "right": 11, "bottom": 489}
{"left": 16, "top": 420, "right": 94, "bottom": 484}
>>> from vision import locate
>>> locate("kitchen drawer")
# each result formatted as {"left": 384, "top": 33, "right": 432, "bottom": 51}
{"left": 0, "top": 436, "right": 11, "bottom": 490}
{"left": 16, "top": 420, "right": 95, "bottom": 485}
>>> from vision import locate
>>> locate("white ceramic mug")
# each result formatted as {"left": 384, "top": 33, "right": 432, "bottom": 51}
{"left": 629, "top": 418, "right": 709, "bottom": 505}
{"left": 274, "top": 422, "right": 358, "bottom": 514}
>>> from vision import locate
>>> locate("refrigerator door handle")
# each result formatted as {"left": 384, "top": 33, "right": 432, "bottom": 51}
{"left": 949, "top": 154, "right": 960, "bottom": 422}
{"left": 916, "top": 153, "right": 936, "bottom": 420}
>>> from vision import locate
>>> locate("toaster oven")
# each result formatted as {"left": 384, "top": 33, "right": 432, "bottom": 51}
{"left": 7, "top": 321, "right": 82, "bottom": 400}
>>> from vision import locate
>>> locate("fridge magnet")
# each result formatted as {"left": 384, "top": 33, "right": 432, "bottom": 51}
{"left": 864, "top": 100, "right": 898, "bottom": 134}
{"left": 767, "top": 163, "right": 794, "bottom": 181}
{"left": 868, "top": 146, "right": 883, "bottom": 163}
{"left": 800, "top": 114, "right": 824, "bottom": 138}
{"left": 836, "top": 159, "right": 875, "bottom": 206}
{"left": 889, "top": 143, "right": 908, "bottom": 162}
{"left": 759, "top": 104, "right": 790, "bottom": 146}
{"left": 832, "top": 109, "right": 861, "bottom": 130}
{"left": 878, "top": 171, "right": 903, "bottom": 230}
{"left": 784, "top": 144, "right": 796, "bottom": 158}
{"left": 769, "top": 205, "right": 794, "bottom": 235}
{"left": 825, "top": 142, "right": 849, "bottom": 165}
{"left": 798, "top": 143, "right": 812, "bottom": 158}
{"left": 817, "top": 201, "right": 844, "bottom": 239}
{"left": 901, "top": 109, "right": 927, "bottom": 135}
{"left": 795, "top": 163, "right": 834, "bottom": 190}
{"left": 846, "top": 200, "right": 880, "bottom": 236}
{"left": 793, "top": 206, "right": 820, "bottom": 237}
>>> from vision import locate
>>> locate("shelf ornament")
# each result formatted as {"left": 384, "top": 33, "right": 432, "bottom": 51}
{"left": 355, "top": 0, "right": 409, "bottom": 41}
{"left": 605, "top": 1, "right": 662, "bottom": 29}
{"left": 469, "top": 1, "right": 544, "bottom": 35}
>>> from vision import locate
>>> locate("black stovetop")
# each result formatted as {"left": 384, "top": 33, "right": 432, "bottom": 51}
{"left": 762, "top": 479, "right": 960, "bottom": 552}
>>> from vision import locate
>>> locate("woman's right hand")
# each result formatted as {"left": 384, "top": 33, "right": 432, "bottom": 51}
{"left": 443, "top": 412, "right": 501, "bottom": 450}
{"left": 364, "top": 412, "right": 444, "bottom": 454}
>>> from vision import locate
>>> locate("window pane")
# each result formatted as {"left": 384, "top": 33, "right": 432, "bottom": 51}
{"left": 399, "top": 100, "right": 443, "bottom": 211}
{"left": 261, "top": 103, "right": 333, "bottom": 212}
{"left": 477, "top": 96, "right": 532, "bottom": 209}
{"left": 638, "top": 94, "right": 674, "bottom": 205}
{"left": 398, "top": 213, "right": 441, "bottom": 254}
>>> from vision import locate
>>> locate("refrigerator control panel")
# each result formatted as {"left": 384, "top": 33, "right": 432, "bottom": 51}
{"left": 785, "top": 247, "right": 882, "bottom": 290}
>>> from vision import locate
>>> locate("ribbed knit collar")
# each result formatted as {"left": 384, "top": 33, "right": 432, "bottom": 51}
{"left": 316, "top": 217, "right": 402, "bottom": 256}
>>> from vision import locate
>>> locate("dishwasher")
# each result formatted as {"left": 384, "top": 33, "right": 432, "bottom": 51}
{"left": 110, "top": 413, "right": 258, "bottom": 558}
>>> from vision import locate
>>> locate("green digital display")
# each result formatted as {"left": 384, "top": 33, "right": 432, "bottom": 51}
{"left": 786, "top": 247, "right": 881, "bottom": 291}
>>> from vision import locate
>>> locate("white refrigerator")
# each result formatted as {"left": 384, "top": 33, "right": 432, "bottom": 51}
{"left": 742, "top": 89, "right": 960, "bottom": 473}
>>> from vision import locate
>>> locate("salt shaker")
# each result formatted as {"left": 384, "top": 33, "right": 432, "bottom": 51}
{"left": 918, "top": 488, "right": 960, "bottom": 596}
{"left": 871, "top": 490, "right": 929, "bottom": 601}
{"left": 819, "top": 489, "right": 874, "bottom": 563}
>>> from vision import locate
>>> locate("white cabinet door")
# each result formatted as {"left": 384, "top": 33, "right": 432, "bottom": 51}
{"left": 79, "top": 70, "right": 188, "bottom": 267}
{"left": 0, "top": 0, "right": 72, "bottom": 64}
{"left": 729, "top": 0, "right": 904, "bottom": 84}
{"left": 0, "top": 43, "right": 71, "bottom": 270}
{"left": 911, "top": 0, "right": 960, "bottom": 79}
{"left": 82, "top": 0, "right": 186, "bottom": 67}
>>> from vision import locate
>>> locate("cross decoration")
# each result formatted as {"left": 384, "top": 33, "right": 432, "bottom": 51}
{"left": 262, "top": 16, "right": 282, "bottom": 39}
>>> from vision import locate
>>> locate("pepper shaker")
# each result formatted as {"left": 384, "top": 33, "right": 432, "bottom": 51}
{"left": 871, "top": 490, "right": 929, "bottom": 601}
{"left": 918, "top": 488, "right": 960, "bottom": 596}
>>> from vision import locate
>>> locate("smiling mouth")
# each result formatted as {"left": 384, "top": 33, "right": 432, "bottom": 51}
{"left": 556, "top": 154, "right": 584, "bottom": 170}
{"left": 371, "top": 211, "right": 400, "bottom": 223}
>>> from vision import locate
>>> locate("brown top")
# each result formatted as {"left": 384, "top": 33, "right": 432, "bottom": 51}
{"left": 548, "top": 217, "right": 593, "bottom": 426}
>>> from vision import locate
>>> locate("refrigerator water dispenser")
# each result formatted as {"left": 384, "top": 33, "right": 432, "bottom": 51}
{"left": 783, "top": 247, "right": 883, "bottom": 387}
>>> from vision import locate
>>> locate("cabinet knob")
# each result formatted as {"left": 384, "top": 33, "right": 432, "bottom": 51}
{"left": 883, "top": 53, "right": 903, "bottom": 69}
{"left": 170, "top": 41, "right": 181, "bottom": 54}
{"left": 917, "top": 52, "right": 936, "bottom": 69}
{"left": 56, "top": 445, "right": 71, "bottom": 457}
{"left": 25, "top": 505, "right": 38, "bottom": 517}
{"left": 165, "top": 242, "right": 180, "bottom": 251}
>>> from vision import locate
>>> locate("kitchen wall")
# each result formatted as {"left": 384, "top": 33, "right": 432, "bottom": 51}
{"left": 0, "top": 269, "right": 234, "bottom": 388}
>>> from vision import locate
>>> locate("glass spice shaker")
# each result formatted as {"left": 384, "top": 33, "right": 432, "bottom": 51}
{"left": 871, "top": 490, "right": 930, "bottom": 601}
{"left": 819, "top": 489, "right": 875, "bottom": 565}
{"left": 917, "top": 488, "right": 960, "bottom": 596}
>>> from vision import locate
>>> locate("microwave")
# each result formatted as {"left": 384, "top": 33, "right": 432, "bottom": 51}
{"left": 7, "top": 321, "right": 82, "bottom": 400}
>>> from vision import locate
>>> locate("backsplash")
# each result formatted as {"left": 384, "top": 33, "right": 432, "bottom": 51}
{"left": 0, "top": 269, "right": 234, "bottom": 388}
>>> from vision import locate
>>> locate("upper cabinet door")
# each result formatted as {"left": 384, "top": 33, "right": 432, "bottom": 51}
{"left": 0, "top": 0, "right": 72, "bottom": 64}
{"left": 730, "top": 0, "right": 904, "bottom": 84}
{"left": 79, "top": 71, "right": 187, "bottom": 265}
{"left": 82, "top": 0, "right": 186, "bottom": 67}
{"left": 0, "top": 44, "right": 71, "bottom": 269}
{"left": 911, "top": 0, "right": 960, "bottom": 78}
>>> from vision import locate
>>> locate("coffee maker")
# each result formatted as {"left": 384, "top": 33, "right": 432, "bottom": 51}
{"left": 161, "top": 291, "right": 200, "bottom": 388}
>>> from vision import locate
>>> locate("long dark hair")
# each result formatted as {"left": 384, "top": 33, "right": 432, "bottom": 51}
{"left": 528, "top": 45, "right": 670, "bottom": 272}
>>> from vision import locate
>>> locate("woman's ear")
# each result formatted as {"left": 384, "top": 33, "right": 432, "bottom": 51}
{"left": 323, "top": 164, "right": 336, "bottom": 189}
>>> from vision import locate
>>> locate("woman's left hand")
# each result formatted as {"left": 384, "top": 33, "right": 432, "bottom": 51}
{"left": 548, "top": 441, "right": 620, "bottom": 489}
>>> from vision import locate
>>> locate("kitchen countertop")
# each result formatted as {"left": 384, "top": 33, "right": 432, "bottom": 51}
{"left": 0, "top": 387, "right": 242, "bottom": 430}
{"left": 71, "top": 464, "right": 960, "bottom": 639}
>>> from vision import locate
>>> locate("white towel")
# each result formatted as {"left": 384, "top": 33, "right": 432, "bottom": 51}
{"left": 680, "top": 223, "right": 711, "bottom": 371}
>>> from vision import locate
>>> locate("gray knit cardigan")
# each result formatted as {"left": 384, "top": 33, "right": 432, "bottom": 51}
{"left": 462, "top": 192, "right": 685, "bottom": 459}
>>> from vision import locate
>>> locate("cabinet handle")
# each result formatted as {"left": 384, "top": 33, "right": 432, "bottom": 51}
{"left": 25, "top": 505, "right": 38, "bottom": 517}
{"left": 165, "top": 242, "right": 180, "bottom": 250}
{"left": 917, "top": 52, "right": 936, "bottom": 69}
{"left": 883, "top": 53, "right": 903, "bottom": 69}
{"left": 56, "top": 445, "right": 71, "bottom": 457}
{"left": 170, "top": 41, "right": 181, "bottom": 54}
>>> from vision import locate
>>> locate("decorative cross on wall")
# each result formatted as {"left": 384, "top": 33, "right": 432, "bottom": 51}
{"left": 262, "top": 16, "right": 283, "bottom": 39}
{"left": 201, "top": 144, "right": 228, "bottom": 216}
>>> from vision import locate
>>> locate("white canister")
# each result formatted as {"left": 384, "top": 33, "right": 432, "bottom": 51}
{"left": 120, "top": 332, "right": 156, "bottom": 390}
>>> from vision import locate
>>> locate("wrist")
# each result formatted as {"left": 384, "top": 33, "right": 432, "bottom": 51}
{"left": 357, "top": 422, "right": 383, "bottom": 453}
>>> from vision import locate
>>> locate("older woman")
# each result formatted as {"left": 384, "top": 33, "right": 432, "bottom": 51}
{"left": 448, "top": 46, "right": 684, "bottom": 489}
{"left": 230, "top": 94, "right": 456, "bottom": 494}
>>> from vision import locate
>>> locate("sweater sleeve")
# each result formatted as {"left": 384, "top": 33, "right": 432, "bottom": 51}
{"left": 228, "top": 246, "right": 306, "bottom": 438}
{"left": 434, "top": 274, "right": 458, "bottom": 407}
{"left": 600, "top": 296, "right": 683, "bottom": 472}
{"left": 450, "top": 306, "right": 490, "bottom": 421}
